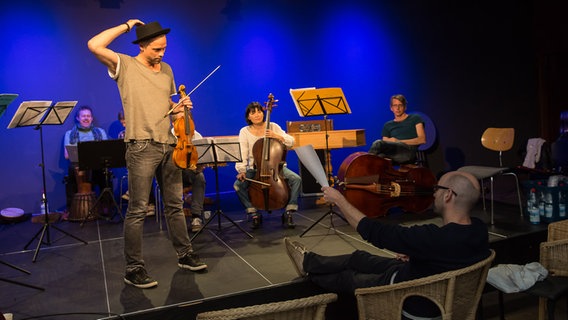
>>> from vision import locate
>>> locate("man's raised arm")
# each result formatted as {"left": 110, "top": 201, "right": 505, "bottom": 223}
{"left": 87, "top": 19, "right": 144, "bottom": 73}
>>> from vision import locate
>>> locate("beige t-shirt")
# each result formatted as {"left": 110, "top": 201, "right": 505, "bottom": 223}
{"left": 111, "top": 53, "right": 177, "bottom": 144}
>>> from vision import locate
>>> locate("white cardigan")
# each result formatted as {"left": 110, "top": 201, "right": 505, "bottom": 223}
{"left": 235, "top": 122, "right": 294, "bottom": 173}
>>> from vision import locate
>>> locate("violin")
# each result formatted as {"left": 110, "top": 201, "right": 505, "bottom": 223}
{"left": 248, "top": 94, "right": 290, "bottom": 211}
{"left": 172, "top": 84, "right": 198, "bottom": 170}
{"left": 336, "top": 152, "right": 436, "bottom": 217}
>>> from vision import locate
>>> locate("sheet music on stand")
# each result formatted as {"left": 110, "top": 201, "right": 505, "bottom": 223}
{"left": 7, "top": 99, "right": 84, "bottom": 262}
{"left": 7, "top": 100, "right": 77, "bottom": 128}
{"left": 43, "top": 101, "right": 76, "bottom": 125}
{"left": 0, "top": 94, "right": 18, "bottom": 119}
{"left": 289, "top": 87, "right": 351, "bottom": 117}
{"left": 0, "top": 93, "right": 45, "bottom": 290}
{"left": 190, "top": 135, "right": 252, "bottom": 240}
{"left": 193, "top": 136, "right": 242, "bottom": 164}
{"left": 288, "top": 87, "right": 351, "bottom": 237}
{"left": 7, "top": 101, "right": 51, "bottom": 128}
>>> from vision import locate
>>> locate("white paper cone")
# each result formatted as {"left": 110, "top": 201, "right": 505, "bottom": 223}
{"left": 294, "top": 145, "right": 329, "bottom": 188}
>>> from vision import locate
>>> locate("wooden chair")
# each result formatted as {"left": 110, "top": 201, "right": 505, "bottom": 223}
{"left": 458, "top": 128, "right": 523, "bottom": 224}
{"left": 195, "top": 293, "right": 338, "bottom": 320}
{"left": 355, "top": 250, "right": 495, "bottom": 320}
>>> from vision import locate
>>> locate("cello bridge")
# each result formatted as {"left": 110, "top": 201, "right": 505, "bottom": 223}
{"left": 389, "top": 182, "right": 401, "bottom": 197}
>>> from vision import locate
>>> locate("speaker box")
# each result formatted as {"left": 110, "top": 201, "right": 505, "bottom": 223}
{"left": 299, "top": 149, "right": 326, "bottom": 196}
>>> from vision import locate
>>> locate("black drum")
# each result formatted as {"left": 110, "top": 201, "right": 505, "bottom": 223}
{"left": 68, "top": 192, "right": 96, "bottom": 222}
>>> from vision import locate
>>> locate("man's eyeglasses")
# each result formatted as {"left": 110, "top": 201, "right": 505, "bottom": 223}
{"left": 433, "top": 185, "right": 458, "bottom": 197}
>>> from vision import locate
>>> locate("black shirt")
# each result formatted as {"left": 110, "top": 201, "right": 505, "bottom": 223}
{"left": 357, "top": 216, "right": 490, "bottom": 317}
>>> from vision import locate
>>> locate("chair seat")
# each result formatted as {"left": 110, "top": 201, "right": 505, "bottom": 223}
{"left": 524, "top": 276, "right": 568, "bottom": 300}
{"left": 458, "top": 166, "right": 508, "bottom": 180}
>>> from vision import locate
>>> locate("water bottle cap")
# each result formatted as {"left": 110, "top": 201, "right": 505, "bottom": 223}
{"left": 548, "top": 175, "right": 561, "bottom": 187}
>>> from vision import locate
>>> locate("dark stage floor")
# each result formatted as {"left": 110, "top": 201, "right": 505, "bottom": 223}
{"left": 0, "top": 190, "right": 552, "bottom": 320}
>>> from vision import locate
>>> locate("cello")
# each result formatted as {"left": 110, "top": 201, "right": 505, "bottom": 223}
{"left": 336, "top": 152, "right": 436, "bottom": 218}
{"left": 248, "top": 94, "right": 290, "bottom": 211}
{"left": 172, "top": 84, "right": 199, "bottom": 170}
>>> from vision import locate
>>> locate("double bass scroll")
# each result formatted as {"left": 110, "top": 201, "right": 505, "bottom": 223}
{"left": 337, "top": 152, "right": 436, "bottom": 218}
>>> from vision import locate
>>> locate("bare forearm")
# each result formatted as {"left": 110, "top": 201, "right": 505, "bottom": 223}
{"left": 322, "top": 186, "right": 366, "bottom": 229}
{"left": 87, "top": 19, "right": 142, "bottom": 70}
{"left": 399, "top": 136, "right": 425, "bottom": 145}
{"left": 87, "top": 23, "right": 128, "bottom": 52}
{"left": 333, "top": 196, "right": 366, "bottom": 228}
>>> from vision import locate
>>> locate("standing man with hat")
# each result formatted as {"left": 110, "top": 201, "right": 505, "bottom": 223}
{"left": 87, "top": 19, "right": 207, "bottom": 289}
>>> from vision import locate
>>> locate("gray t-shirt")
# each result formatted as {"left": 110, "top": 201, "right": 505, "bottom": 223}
{"left": 111, "top": 53, "right": 176, "bottom": 144}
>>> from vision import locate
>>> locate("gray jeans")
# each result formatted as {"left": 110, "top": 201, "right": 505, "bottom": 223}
{"left": 124, "top": 140, "right": 192, "bottom": 272}
{"left": 183, "top": 168, "right": 206, "bottom": 218}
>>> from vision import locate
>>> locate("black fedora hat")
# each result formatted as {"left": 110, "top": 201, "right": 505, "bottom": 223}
{"left": 132, "top": 21, "right": 170, "bottom": 44}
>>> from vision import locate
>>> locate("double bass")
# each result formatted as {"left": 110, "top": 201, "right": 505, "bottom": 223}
{"left": 172, "top": 84, "right": 199, "bottom": 170}
{"left": 248, "top": 94, "right": 290, "bottom": 211}
{"left": 337, "top": 152, "right": 436, "bottom": 218}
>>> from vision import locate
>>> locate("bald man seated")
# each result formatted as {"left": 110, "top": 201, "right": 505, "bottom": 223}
{"left": 285, "top": 171, "right": 490, "bottom": 319}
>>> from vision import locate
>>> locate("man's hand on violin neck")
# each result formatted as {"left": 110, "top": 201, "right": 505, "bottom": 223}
{"left": 172, "top": 96, "right": 193, "bottom": 113}
{"left": 180, "top": 95, "right": 193, "bottom": 107}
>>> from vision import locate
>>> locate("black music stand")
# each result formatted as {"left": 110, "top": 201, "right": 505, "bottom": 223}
{"left": 0, "top": 95, "right": 44, "bottom": 289}
{"left": 77, "top": 139, "right": 126, "bottom": 225}
{"left": 190, "top": 136, "right": 253, "bottom": 241}
{"left": 289, "top": 87, "right": 351, "bottom": 237}
{"left": 8, "top": 100, "right": 88, "bottom": 262}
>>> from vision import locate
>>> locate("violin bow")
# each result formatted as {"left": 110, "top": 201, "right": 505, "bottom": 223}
{"left": 163, "top": 65, "right": 221, "bottom": 118}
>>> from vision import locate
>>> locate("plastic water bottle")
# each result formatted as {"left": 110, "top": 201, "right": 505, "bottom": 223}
{"left": 528, "top": 188, "right": 540, "bottom": 224}
{"left": 544, "top": 191, "right": 554, "bottom": 219}
{"left": 537, "top": 182, "right": 545, "bottom": 217}
{"left": 39, "top": 190, "right": 48, "bottom": 214}
{"left": 560, "top": 183, "right": 566, "bottom": 219}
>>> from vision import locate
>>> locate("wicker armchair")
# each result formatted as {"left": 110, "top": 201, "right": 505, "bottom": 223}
{"left": 527, "top": 219, "right": 568, "bottom": 320}
{"left": 547, "top": 218, "right": 568, "bottom": 241}
{"left": 355, "top": 250, "right": 495, "bottom": 320}
{"left": 195, "top": 293, "right": 338, "bottom": 320}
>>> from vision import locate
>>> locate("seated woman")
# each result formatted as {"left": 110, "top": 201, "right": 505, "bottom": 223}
{"left": 233, "top": 101, "right": 302, "bottom": 229}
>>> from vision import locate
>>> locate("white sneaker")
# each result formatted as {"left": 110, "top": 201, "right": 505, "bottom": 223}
{"left": 284, "top": 237, "right": 307, "bottom": 277}
{"left": 191, "top": 217, "right": 202, "bottom": 232}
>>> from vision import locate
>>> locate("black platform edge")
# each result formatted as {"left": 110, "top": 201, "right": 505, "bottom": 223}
{"left": 104, "top": 279, "right": 359, "bottom": 320}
